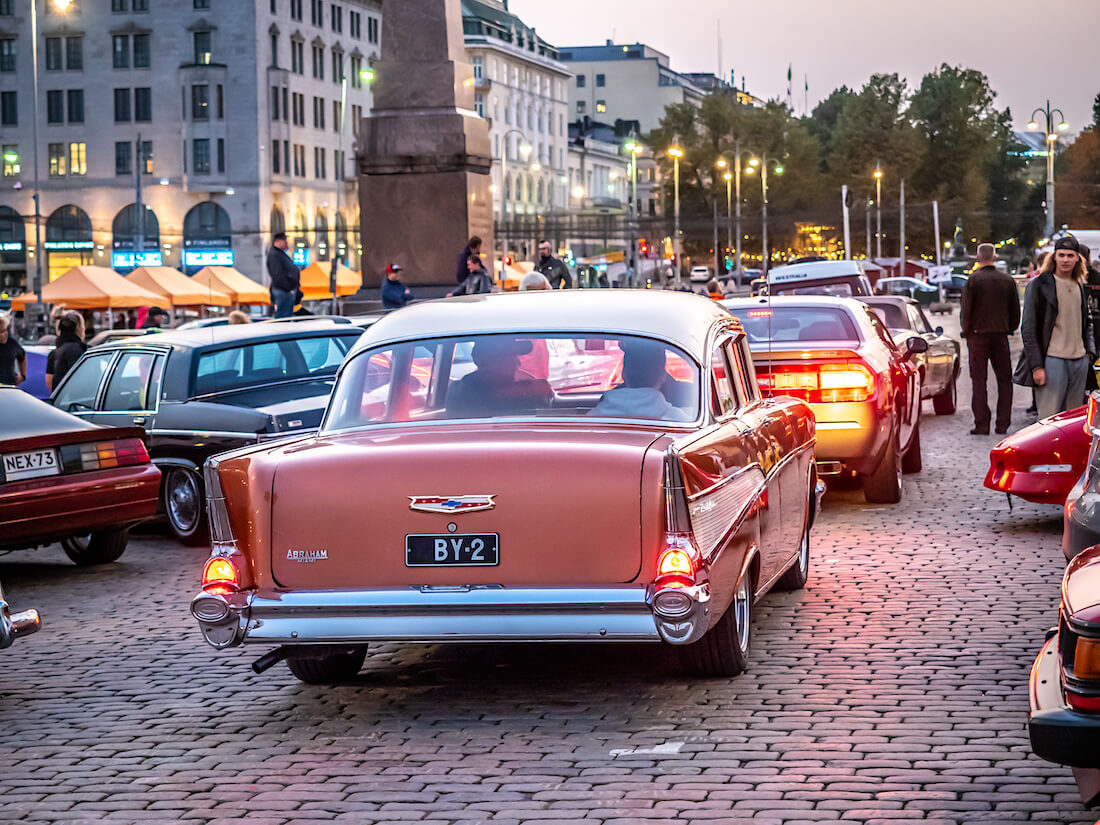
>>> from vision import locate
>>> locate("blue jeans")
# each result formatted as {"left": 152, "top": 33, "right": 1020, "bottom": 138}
{"left": 1036, "top": 354, "right": 1089, "bottom": 420}
{"left": 270, "top": 288, "right": 295, "bottom": 318}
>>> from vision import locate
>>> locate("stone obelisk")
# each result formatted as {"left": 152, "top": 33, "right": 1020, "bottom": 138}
{"left": 357, "top": 0, "right": 493, "bottom": 288}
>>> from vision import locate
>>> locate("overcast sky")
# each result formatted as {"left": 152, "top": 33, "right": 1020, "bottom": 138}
{"left": 508, "top": 0, "right": 1100, "bottom": 133}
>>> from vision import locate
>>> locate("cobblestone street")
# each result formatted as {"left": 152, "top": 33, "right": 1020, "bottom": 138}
{"left": 0, "top": 314, "right": 1094, "bottom": 825}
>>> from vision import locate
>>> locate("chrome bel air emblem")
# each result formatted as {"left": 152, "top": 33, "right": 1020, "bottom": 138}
{"left": 409, "top": 495, "right": 496, "bottom": 514}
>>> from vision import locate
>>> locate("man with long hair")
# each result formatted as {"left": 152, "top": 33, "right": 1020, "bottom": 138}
{"left": 1016, "top": 237, "right": 1095, "bottom": 419}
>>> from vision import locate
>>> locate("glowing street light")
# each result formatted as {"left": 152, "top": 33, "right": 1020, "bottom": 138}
{"left": 668, "top": 145, "right": 683, "bottom": 286}
{"left": 1030, "top": 100, "right": 1069, "bottom": 237}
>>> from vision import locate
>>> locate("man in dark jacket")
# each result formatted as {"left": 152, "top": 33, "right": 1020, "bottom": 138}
{"left": 453, "top": 254, "right": 493, "bottom": 295}
{"left": 140, "top": 306, "right": 168, "bottom": 329}
{"left": 534, "top": 239, "right": 571, "bottom": 289}
{"left": 381, "top": 263, "right": 413, "bottom": 309}
{"left": 1015, "top": 236, "right": 1095, "bottom": 420}
{"left": 1081, "top": 244, "right": 1100, "bottom": 361}
{"left": 45, "top": 312, "right": 87, "bottom": 392}
{"left": 456, "top": 236, "right": 482, "bottom": 285}
{"left": 961, "top": 243, "right": 1020, "bottom": 434}
{"left": 266, "top": 232, "right": 300, "bottom": 318}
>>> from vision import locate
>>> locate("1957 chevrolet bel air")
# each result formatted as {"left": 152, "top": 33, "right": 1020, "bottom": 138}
{"left": 190, "top": 291, "right": 824, "bottom": 683}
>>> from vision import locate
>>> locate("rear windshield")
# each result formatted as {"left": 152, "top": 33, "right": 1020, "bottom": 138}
{"left": 728, "top": 307, "right": 861, "bottom": 344}
{"left": 770, "top": 275, "right": 870, "bottom": 297}
{"left": 867, "top": 303, "right": 907, "bottom": 330}
{"left": 324, "top": 334, "right": 700, "bottom": 430}
{"left": 192, "top": 333, "right": 358, "bottom": 396}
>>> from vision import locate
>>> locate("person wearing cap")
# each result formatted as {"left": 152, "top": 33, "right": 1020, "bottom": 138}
{"left": 267, "top": 232, "right": 300, "bottom": 319}
{"left": 140, "top": 306, "right": 168, "bottom": 329}
{"left": 381, "top": 263, "right": 413, "bottom": 310}
{"left": 1015, "top": 236, "right": 1095, "bottom": 420}
{"left": 961, "top": 243, "right": 1019, "bottom": 435}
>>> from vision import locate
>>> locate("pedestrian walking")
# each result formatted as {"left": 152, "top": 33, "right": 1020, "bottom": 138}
{"left": 141, "top": 306, "right": 168, "bottom": 329}
{"left": 1015, "top": 236, "right": 1095, "bottom": 420}
{"left": 45, "top": 311, "right": 87, "bottom": 392}
{"left": 961, "top": 244, "right": 1020, "bottom": 434}
{"left": 456, "top": 236, "right": 482, "bottom": 285}
{"left": 0, "top": 313, "right": 25, "bottom": 386}
{"left": 453, "top": 255, "right": 493, "bottom": 295}
{"left": 534, "top": 240, "right": 572, "bottom": 289}
{"left": 266, "top": 232, "right": 300, "bottom": 319}
{"left": 381, "top": 264, "right": 414, "bottom": 309}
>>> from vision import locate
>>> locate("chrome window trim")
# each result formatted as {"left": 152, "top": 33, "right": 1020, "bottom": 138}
{"left": 52, "top": 348, "right": 121, "bottom": 414}
{"left": 96, "top": 350, "right": 167, "bottom": 416}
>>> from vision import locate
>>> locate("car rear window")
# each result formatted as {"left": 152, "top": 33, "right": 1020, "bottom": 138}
{"left": 324, "top": 333, "right": 700, "bottom": 429}
{"left": 728, "top": 307, "right": 861, "bottom": 344}
{"left": 192, "top": 334, "right": 357, "bottom": 396}
{"left": 868, "top": 303, "right": 907, "bottom": 330}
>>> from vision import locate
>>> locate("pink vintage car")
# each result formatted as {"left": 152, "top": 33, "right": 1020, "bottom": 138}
{"left": 190, "top": 291, "right": 823, "bottom": 683}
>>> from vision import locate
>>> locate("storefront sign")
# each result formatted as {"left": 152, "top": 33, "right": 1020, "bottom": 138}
{"left": 183, "top": 250, "right": 234, "bottom": 267}
{"left": 44, "top": 240, "right": 94, "bottom": 250}
{"left": 0, "top": 242, "right": 23, "bottom": 252}
{"left": 291, "top": 248, "right": 311, "bottom": 267}
{"left": 112, "top": 251, "right": 163, "bottom": 268}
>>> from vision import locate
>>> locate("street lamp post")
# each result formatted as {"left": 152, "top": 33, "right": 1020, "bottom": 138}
{"left": 668, "top": 145, "right": 683, "bottom": 288}
{"left": 745, "top": 155, "right": 782, "bottom": 273}
{"left": 1028, "top": 100, "right": 1069, "bottom": 239}
{"left": 873, "top": 164, "right": 883, "bottom": 261}
{"left": 723, "top": 170, "right": 732, "bottom": 278}
{"left": 624, "top": 140, "right": 642, "bottom": 286}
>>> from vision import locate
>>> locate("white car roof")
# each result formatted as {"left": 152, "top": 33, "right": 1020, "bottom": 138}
{"left": 766, "top": 259, "right": 867, "bottom": 284}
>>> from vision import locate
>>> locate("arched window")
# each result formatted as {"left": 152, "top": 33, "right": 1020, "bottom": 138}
{"left": 292, "top": 204, "right": 309, "bottom": 249}
{"left": 315, "top": 210, "right": 329, "bottom": 261}
{"left": 503, "top": 175, "right": 511, "bottom": 202}
{"left": 0, "top": 206, "right": 25, "bottom": 265}
{"left": 46, "top": 204, "right": 92, "bottom": 243}
{"left": 270, "top": 205, "right": 286, "bottom": 238}
{"left": 111, "top": 205, "right": 159, "bottom": 251}
{"left": 182, "top": 202, "right": 231, "bottom": 243}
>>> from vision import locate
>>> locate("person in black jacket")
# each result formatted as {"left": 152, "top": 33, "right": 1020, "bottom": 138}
{"left": 266, "top": 232, "right": 300, "bottom": 318}
{"left": 534, "top": 240, "right": 571, "bottom": 289}
{"left": 455, "top": 236, "right": 482, "bottom": 285}
{"left": 45, "top": 311, "right": 87, "bottom": 392}
{"left": 961, "top": 244, "right": 1020, "bottom": 434}
{"left": 381, "top": 263, "right": 413, "bottom": 309}
{"left": 1015, "top": 236, "right": 1096, "bottom": 420}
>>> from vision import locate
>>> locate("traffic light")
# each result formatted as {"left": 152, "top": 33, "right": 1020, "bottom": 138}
{"left": 639, "top": 240, "right": 648, "bottom": 256}
{"left": 503, "top": 255, "right": 512, "bottom": 265}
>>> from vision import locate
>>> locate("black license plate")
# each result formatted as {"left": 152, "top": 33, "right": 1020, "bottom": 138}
{"left": 405, "top": 533, "right": 499, "bottom": 567}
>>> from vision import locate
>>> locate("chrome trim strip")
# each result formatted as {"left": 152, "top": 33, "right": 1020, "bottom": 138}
{"left": 150, "top": 428, "right": 263, "bottom": 441}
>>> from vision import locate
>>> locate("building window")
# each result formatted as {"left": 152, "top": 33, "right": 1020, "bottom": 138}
{"left": 474, "top": 92, "right": 484, "bottom": 117}
{"left": 596, "top": 100, "right": 606, "bottom": 114}
{"left": 68, "top": 142, "right": 85, "bottom": 176}
{"left": 111, "top": 0, "right": 127, "bottom": 8}
{"left": 471, "top": 56, "right": 482, "bottom": 80}
{"left": 66, "top": 36, "right": 83, "bottom": 70}
{"left": 292, "top": 92, "right": 304, "bottom": 126}
{"left": 350, "top": 55, "right": 361, "bottom": 88}
{"left": 217, "top": 138, "right": 224, "bottom": 173}
{"left": 272, "top": 140, "right": 281, "bottom": 174}
{"left": 367, "top": 16, "right": 378, "bottom": 43}
{"left": 134, "top": 87, "right": 151, "bottom": 121}
{"left": 133, "top": 0, "right": 148, "bottom": 10}
{"left": 310, "top": 0, "right": 321, "bottom": 25}
{"left": 349, "top": 10, "right": 360, "bottom": 38}
{"left": 331, "top": 3, "right": 342, "bottom": 32}
{"left": 0, "top": 91, "right": 15, "bottom": 126}
{"left": 194, "top": 0, "right": 210, "bottom": 7}
{"left": 314, "top": 146, "right": 326, "bottom": 179}
{"left": 312, "top": 95, "right": 324, "bottom": 129}
{"left": 334, "top": 149, "right": 344, "bottom": 180}
{"left": 45, "top": 38, "right": 62, "bottom": 71}
{"left": 193, "top": 138, "right": 210, "bottom": 174}
{"left": 191, "top": 84, "right": 209, "bottom": 120}
{"left": 311, "top": 44, "right": 323, "bottom": 79}
{"left": 290, "top": 0, "right": 302, "bottom": 21}
{"left": 576, "top": 75, "right": 585, "bottom": 88}
{"left": 141, "top": 139, "right": 152, "bottom": 174}
{"left": 114, "top": 88, "right": 130, "bottom": 122}
{"left": 46, "top": 90, "right": 63, "bottom": 123}
{"left": 270, "top": 32, "right": 278, "bottom": 67}
{"left": 2, "top": 144, "right": 18, "bottom": 176}
{"left": 271, "top": 85, "right": 280, "bottom": 120}
{"left": 291, "top": 39, "right": 303, "bottom": 74}
{"left": 112, "top": 35, "right": 129, "bottom": 68}
{"left": 350, "top": 103, "right": 361, "bottom": 133}
{"left": 293, "top": 143, "right": 305, "bottom": 176}
{"left": 596, "top": 73, "right": 605, "bottom": 87}
{"left": 133, "top": 34, "right": 150, "bottom": 67}
{"left": 270, "top": 0, "right": 276, "bottom": 11}
{"left": 67, "top": 89, "right": 83, "bottom": 123}
{"left": 115, "top": 140, "right": 131, "bottom": 175}
{"left": 284, "top": 141, "right": 290, "bottom": 174}
{"left": 0, "top": 0, "right": 14, "bottom": 11}
{"left": 0, "top": 40, "right": 14, "bottom": 73}
{"left": 48, "top": 143, "right": 65, "bottom": 177}
{"left": 332, "top": 99, "right": 341, "bottom": 130}
{"left": 193, "top": 31, "right": 212, "bottom": 64}
{"left": 576, "top": 101, "right": 585, "bottom": 114}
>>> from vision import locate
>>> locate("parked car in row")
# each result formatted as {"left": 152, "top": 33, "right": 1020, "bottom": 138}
{"left": 1064, "top": 394, "right": 1100, "bottom": 561}
{"left": 985, "top": 403, "right": 1090, "bottom": 509}
{"left": 766, "top": 260, "right": 874, "bottom": 298}
{"left": 0, "top": 580, "right": 40, "bottom": 651}
{"left": 49, "top": 319, "right": 365, "bottom": 544}
{"left": 190, "top": 291, "right": 823, "bottom": 684}
{"left": 861, "top": 295, "right": 960, "bottom": 415}
{"left": 1028, "top": 543, "right": 1100, "bottom": 807}
{"left": 873, "top": 276, "right": 941, "bottom": 307}
{"left": 0, "top": 387, "right": 161, "bottom": 564}
{"left": 725, "top": 295, "right": 927, "bottom": 504}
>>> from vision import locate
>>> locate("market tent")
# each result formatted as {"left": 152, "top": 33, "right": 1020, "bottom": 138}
{"left": 41, "top": 266, "right": 162, "bottom": 309}
{"left": 298, "top": 262, "right": 363, "bottom": 300}
{"left": 191, "top": 267, "right": 270, "bottom": 304}
{"left": 10, "top": 292, "right": 36, "bottom": 311}
{"left": 127, "top": 266, "right": 231, "bottom": 307}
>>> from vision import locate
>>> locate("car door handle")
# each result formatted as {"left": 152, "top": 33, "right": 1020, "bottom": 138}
{"left": 132, "top": 416, "right": 146, "bottom": 425}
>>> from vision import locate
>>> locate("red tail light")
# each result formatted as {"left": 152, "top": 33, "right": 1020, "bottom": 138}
{"left": 60, "top": 437, "right": 150, "bottom": 473}
{"left": 202, "top": 556, "right": 239, "bottom": 595}
{"left": 1087, "top": 392, "right": 1100, "bottom": 434}
{"left": 656, "top": 535, "right": 699, "bottom": 587}
{"left": 1066, "top": 691, "right": 1100, "bottom": 713}
{"left": 756, "top": 361, "right": 876, "bottom": 403}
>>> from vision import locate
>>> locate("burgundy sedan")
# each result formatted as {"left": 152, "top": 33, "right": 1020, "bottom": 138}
{"left": 984, "top": 404, "right": 1089, "bottom": 505}
{"left": 1, "top": 387, "right": 161, "bottom": 565}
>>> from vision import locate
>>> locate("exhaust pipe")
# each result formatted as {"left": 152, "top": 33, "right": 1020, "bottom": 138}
{"left": 251, "top": 646, "right": 293, "bottom": 674}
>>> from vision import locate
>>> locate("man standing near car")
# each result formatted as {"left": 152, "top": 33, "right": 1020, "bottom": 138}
{"left": 266, "top": 232, "right": 300, "bottom": 319}
{"left": 1016, "top": 236, "right": 1095, "bottom": 420}
{"left": 0, "top": 313, "right": 25, "bottom": 386}
{"left": 534, "top": 240, "right": 571, "bottom": 289}
{"left": 962, "top": 243, "right": 1020, "bottom": 434}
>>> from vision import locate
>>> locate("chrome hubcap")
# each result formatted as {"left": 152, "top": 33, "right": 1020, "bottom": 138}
{"left": 734, "top": 576, "right": 751, "bottom": 652}
{"left": 798, "top": 531, "right": 809, "bottom": 575}
{"left": 167, "top": 471, "right": 200, "bottom": 533}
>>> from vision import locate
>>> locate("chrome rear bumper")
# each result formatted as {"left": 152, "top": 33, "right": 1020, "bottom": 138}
{"left": 0, "top": 598, "right": 40, "bottom": 650}
{"left": 191, "top": 583, "right": 713, "bottom": 649}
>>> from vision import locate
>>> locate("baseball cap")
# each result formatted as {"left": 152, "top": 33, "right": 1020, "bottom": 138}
{"left": 1054, "top": 236, "right": 1080, "bottom": 253}
{"left": 148, "top": 306, "right": 167, "bottom": 317}
{"left": 386, "top": 263, "right": 403, "bottom": 274}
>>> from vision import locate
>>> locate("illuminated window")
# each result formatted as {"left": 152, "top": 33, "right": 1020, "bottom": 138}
{"left": 2, "top": 143, "right": 19, "bottom": 177}
{"left": 68, "top": 142, "right": 86, "bottom": 176}
{"left": 48, "top": 143, "right": 65, "bottom": 177}
{"left": 596, "top": 100, "right": 606, "bottom": 114}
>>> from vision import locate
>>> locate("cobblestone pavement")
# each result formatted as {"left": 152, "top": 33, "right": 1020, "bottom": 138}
{"left": 0, "top": 311, "right": 1095, "bottom": 825}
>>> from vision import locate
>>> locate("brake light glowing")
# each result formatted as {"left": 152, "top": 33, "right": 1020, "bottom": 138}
{"left": 1066, "top": 691, "right": 1100, "bottom": 713}
{"left": 59, "top": 438, "right": 149, "bottom": 473}
{"left": 747, "top": 310, "right": 772, "bottom": 318}
{"left": 658, "top": 548, "right": 694, "bottom": 577}
{"left": 202, "top": 556, "right": 239, "bottom": 595}
{"left": 756, "top": 361, "right": 876, "bottom": 403}
{"left": 655, "top": 535, "right": 699, "bottom": 587}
